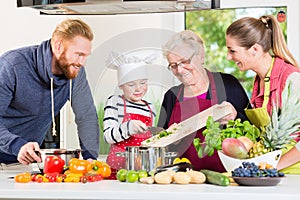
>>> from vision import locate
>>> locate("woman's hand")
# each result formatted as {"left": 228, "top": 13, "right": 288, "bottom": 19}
{"left": 217, "top": 101, "right": 237, "bottom": 125}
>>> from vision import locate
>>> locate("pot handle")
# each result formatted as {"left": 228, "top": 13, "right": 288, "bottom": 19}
{"left": 116, "top": 152, "right": 127, "bottom": 157}
{"left": 165, "top": 152, "right": 178, "bottom": 158}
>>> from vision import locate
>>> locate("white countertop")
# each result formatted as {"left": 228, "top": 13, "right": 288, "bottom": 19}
{"left": 1, "top": 166, "right": 300, "bottom": 200}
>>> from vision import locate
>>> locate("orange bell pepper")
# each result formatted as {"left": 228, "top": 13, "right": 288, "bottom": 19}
{"left": 14, "top": 172, "right": 32, "bottom": 183}
{"left": 87, "top": 160, "right": 103, "bottom": 174}
{"left": 86, "top": 160, "right": 111, "bottom": 178}
{"left": 68, "top": 158, "right": 91, "bottom": 175}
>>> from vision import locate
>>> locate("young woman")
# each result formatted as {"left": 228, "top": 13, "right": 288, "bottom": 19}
{"left": 226, "top": 15, "right": 300, "bottom": 173}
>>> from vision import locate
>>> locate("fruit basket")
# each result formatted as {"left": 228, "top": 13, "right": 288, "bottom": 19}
{"left": 218, "top": 150, "right": 282, "bottom": 172}
{"left": 194, "top": 83, "right": 300, "bottom": 173}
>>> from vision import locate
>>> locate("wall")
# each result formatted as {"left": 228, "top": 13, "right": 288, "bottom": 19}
{"left": 0, "top": 0, "right": 184, "bottom": 150}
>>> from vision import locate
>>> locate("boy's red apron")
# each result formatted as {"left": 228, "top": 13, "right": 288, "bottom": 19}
{"left": 106, "top": 96, "right": 153, "bottom": 179}
{"left": 168, "top": 71, "right": 226, "bottom": 172}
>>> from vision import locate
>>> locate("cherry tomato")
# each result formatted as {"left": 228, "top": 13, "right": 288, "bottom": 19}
{"left": 80, "top": 176, "right": 88, "bottom": 183}
{"left": 31, "top": 174, "right": 44, "bottom": 183}
{"left": 87, "top": 175, "right": 96, "bottom": 182}
{"left": 94, "top": 174, "right": 103, "bottom": 181}
{"left": 36, "top": 175, "right": 44, "bottom": 183}
{"left": 44, "top": 172, "right": 59, "bottom": 182}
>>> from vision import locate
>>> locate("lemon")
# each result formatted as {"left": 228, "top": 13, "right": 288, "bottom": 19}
{"left": 173, "top": 157, "right": 191, "bottom": 164}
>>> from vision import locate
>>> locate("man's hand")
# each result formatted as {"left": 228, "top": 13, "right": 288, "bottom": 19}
{"left": 17, "top": 142, "right": 42, "bottom": 165}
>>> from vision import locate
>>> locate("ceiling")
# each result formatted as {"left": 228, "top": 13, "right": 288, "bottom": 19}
{"left": 17, "top": 0, "right": 220, "bottom": 15}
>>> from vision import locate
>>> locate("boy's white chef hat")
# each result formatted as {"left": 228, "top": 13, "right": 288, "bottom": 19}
{"left": 106, "top": 51, "right": 155, "bottom": 86}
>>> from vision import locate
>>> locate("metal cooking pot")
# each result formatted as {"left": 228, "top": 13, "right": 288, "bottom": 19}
{"left": 35, "top": 149, "right": 81, "bottom": 172}
{"left": 116, "top": 146, "right": 177, "bottom": 172}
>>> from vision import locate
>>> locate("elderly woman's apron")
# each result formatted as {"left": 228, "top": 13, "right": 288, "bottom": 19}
{"left": 106, "top": 96, "right": 152, "bottom": 179}
{"left": 168, "top": 71, "right": 226, "bottom": 172}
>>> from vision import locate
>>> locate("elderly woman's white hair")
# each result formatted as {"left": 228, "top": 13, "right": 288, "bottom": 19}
{"left": 162, "top": 30, "right": 205, "bottom": 62}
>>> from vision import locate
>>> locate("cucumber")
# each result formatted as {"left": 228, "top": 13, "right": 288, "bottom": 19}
{"left": 200, "top": 169, "right": 230, "bottom": 186}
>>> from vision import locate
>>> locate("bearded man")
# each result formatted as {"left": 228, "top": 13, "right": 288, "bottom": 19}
{"left": 0, "top": 19, "right": 99, "bottom": 165}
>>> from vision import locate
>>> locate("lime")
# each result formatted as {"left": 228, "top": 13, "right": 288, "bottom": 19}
{"left": 138, "top": 170, "right": 148, "bottom": 179}
{"left": 116, "top": 169, "right": 128, "bottom": 182}
{"left": 126, "top": 170, "right": 139, "bottom": 183}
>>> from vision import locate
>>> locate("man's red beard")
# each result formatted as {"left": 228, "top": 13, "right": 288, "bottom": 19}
{"left": 55, "top": 53, "right": 81, "bottom": 79}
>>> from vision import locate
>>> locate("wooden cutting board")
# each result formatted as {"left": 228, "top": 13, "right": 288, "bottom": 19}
{"left": 141, "top": 104, "right": 232, "bottom": 147}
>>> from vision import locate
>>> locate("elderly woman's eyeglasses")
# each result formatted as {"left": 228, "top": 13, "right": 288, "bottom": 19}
{"left": 168, "top": 54, "right": 194, "bottom": 70}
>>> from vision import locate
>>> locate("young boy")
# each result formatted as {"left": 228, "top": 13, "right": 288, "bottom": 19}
{"left": 103, "top": 52, "right": 156, "bottom": 178}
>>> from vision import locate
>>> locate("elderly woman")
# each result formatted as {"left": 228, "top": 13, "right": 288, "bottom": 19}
{"left": 157, "top": 30, "right": 250, "bottom": 172}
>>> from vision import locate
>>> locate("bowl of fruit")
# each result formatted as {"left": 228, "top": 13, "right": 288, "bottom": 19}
{"left": 231, "top": 161, "right": 285, "bottom": 186}
{"left": 218, "top": 149, "right": 282, "bottom": 173}
{"left": 218, "top": 136, "right": 282, "bottom": 172}
{"left": 193, "top": 116, "right": 288, "bottom": 173}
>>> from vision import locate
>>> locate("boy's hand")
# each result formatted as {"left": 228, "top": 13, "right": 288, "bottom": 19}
{"left": 130, "top": 120, "right": 148, "bottom": 134}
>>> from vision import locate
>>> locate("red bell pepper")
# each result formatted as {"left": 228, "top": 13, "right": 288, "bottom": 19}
{"left": 43, "top": 155, "right": 65, "bottom": 174}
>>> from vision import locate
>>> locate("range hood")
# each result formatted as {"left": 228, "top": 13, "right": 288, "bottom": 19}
{"left": 17, "top": 0, "right": 220, "bottom": 15}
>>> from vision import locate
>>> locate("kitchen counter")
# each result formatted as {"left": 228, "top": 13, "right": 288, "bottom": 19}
{"left": 1, "top": 166, "right": 300, "bottom": 200}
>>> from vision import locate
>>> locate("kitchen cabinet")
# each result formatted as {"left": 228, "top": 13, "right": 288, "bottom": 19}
{"left": 1, "top": 167, "right": 300, "bottom": 200}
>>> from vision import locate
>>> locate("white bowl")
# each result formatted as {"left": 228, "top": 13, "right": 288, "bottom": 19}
{"left": 218, "top": 150, "right": 282, "bottom": 172}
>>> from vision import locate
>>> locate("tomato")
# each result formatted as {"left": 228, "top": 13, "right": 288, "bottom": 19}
{"left": 94, "top": 174, "right": 103, "bottom": 181}
{"left": 31, "top": 174, "right": 43, "bottom": 183}
{"left": 80, "top": 176, "right": 88, "bottom": 183}
{"left": 56, "top": 176, "right": 63, "bottom": 183}
{"left": 43, "top": 155, "right": 65, "bottom": 174}
{"left": 88, "top": 175, "right": 97, "bottom": 182}
{"left": 31, "top": 174, "right": 38, "bottom": 181}
{"left": 36, "top": 175, "right": 44, "bottom": 183}
{"left": 44, "top": 172, "right": 60, "bottom": 182}
{"left": 14, "top": 172, "right": 31, "bottom": 183}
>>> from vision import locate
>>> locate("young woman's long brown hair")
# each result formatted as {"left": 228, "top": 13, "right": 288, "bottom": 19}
{"left": 226, "top": 15, "right": 299, "bottom": 68}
